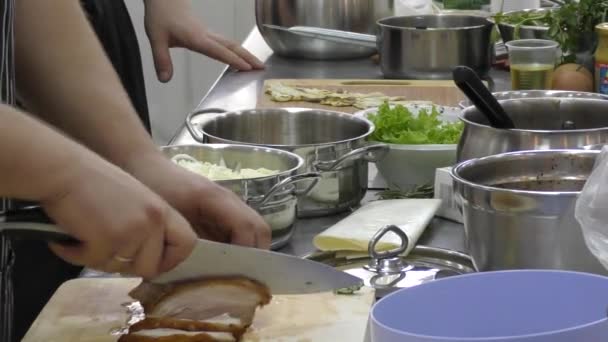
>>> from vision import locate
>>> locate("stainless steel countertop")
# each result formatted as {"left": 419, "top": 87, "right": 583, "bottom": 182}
{"left": 169, "top": 28, "right": 511, "bottom": 258}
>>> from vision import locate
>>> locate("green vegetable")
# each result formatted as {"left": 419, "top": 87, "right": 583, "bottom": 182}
{"left": 334, "top": 284, "right": 363, "bottom": 295}
{"left": 375, "top": 184, "right": 435, "bottom": 201}
{"left": 493, "top": 0, "right": 608, "bottom": 64}
{"left": 367, "top": 102, "right": 463, "bottom": 145}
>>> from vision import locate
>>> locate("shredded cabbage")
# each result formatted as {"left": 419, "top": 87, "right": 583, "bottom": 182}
{"left": 171, "top": 154, "right": 279, "bottom": 180}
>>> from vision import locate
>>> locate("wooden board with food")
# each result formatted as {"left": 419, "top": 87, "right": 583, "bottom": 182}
{"left": 22, "top": 277, "right": 375, "bottom": 342}
{"left": 257, "top": 79, "right": 468, "bottom": 112}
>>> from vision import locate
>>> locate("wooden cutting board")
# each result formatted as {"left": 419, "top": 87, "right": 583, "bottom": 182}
{"left": 257, "top": 78, "right": 467, "bottom": 113}
{"left": 22, "top": 278, "right": 375, "bottom": 342}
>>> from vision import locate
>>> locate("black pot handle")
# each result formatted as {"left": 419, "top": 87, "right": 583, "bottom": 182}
{"left": 0, "top": 207, "right": 80, "bottom": 245}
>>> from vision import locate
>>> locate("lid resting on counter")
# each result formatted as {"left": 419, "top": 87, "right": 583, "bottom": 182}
{"left": 307, "top": 225, "right": 475, "bottom": 298}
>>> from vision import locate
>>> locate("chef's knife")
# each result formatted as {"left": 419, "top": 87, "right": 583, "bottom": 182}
{"left": 0, "top": 207, "right": 363, "bottom": 295}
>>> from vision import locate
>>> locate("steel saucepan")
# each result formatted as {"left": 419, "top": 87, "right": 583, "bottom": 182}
{"left": 161, "top": 144, "right": 319, "bottom": 250}
{"left": 458, "top": 90, "right": 608, "bottom": 109}
{"left": 255, "top": 0, "right": 394, "bottom": 60}
{"left": 268, "top": 15, "right": 495, "bottom": 79}
{"left": 458, "top": 98, "right": 608, "bottom": 162}
{"left": 185, "top": 108, "right": 388, "bottom": 217}
{"left": 452, "top": 149, "right": 607, "bottom": 275}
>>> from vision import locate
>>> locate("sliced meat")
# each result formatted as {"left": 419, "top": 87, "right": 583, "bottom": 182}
{"left": 128, "top": 316, "right": 246, "bottom": 338}
{"left": 117, "top": 328, "right": 235, "bottom": 342}
{"left": 129, "top": 277, "right": 271, "bottom": 325}
{"left": 122, "top": 277, "right": 272, "bottom": 342}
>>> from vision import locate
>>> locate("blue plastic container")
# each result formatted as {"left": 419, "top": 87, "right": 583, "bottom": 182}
{"left": 370, "top": 270, "right": 608, "bottom": 341}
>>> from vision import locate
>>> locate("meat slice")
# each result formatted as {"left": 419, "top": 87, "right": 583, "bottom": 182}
{"left": 120, "top": 277, "right": 271, "bottom": 342}
{"left": 117, "top": 329, "right": 235, "bottom": 342}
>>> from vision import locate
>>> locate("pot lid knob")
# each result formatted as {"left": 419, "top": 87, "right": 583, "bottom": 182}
{"left": 364, "top": 225, "right": 411, "bottom": 275}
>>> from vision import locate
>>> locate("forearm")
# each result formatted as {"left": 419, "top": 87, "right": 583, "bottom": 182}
{"left": 0, "top": 104, "right": 98, "bottom": 202}
{"left": 14, "top": 0, "right": 158, "bottom": 169}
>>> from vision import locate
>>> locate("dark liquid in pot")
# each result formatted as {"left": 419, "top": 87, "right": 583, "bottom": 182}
{"left": 493, "top": 179, "right": 587, "bottom": 192}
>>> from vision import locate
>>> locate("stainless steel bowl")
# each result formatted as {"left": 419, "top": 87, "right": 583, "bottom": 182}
{"left": 185, "top": 108, "right": 388, "bottom": 217}
{"left": 494, "top": 8, "right": 552, "bottom": 43}
{"left": 457, "top": 98, "right": 608, "bottom": 162}
{"left": 458, "top": 90, "right": 608, "bottom": 108}
{"left": 452, "top": 149, "right": 607, "bottom": 275}
{"left": 161, "top": 144, "right": 319, "bottom": 250}
{"left": 255, "top": 0, "right": 394, "bottom": 60}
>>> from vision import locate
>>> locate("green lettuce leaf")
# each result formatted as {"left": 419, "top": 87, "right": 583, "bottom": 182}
{"left": 368, "top": 102, "right": 463, "bottom": 145}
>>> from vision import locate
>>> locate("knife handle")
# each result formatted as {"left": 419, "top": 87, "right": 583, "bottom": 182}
{"left": 0, "top": 206, "right": 80, "bottom": 245}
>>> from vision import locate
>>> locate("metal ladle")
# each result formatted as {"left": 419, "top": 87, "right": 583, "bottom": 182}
{"left": 452, "top": 66, "right": 516, "bottom": 129}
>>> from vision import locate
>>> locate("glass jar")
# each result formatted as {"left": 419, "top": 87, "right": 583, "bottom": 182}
{"left": 594, "top": 23, "right": 608, "bottom": 94}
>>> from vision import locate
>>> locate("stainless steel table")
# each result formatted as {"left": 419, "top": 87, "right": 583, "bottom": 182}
{"left": 166, "top": 27, "right": 511, "bottom": 259}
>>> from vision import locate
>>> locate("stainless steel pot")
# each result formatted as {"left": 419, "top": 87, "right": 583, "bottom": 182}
{"left": 458, "top": 98, "right": 608, "bottom": 162}
{"left": 255, "top": 0, "right": 394, "bottom": 60}
{"left": 272, "top": 15, "right": 495, "bottom": 79}
{"left": 185, "top": 108, "right": 388, "bottom": 217}
{"left": 458, "top": 90, "right": 608, "bottom": 109}
{"left": 452, "top": 149, "right": 607, "bottom": 275}
{"left": 161, "top": 144, "right": 319, "bottom": 250}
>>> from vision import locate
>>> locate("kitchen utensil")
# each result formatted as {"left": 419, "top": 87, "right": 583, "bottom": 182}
{"left": 309, "top": 225, "right": 475, "bottom": 298}
{"left": 186, "top": 107, "right": 389, "bottom": 217}
{"left": 371, "top": 270, "right": 608, "bottom": 341}
{"left": 255, "top": 0, "right": 394, "bottom": 60}
{"left": 457, "top": 97, "right": 608, "bottom": 161}
{"left": 22, "top": 278, "right": 375, "bottom": 342}
{"left": 354, "top": 105, "right": 460, "bottom": 190}
{"left": 451, "top": 149, "right": 607, "bottom": 274}
{"left": 452, "top": 65, "right": 515, "bottom": 129}
{"left": 0, "top": 207, "right": 363, "bottom": 294}
{"left": 505, "top": 39, "right": 559, "bottom": 90}
{"left": 267, "top": 15, "right": 495, "bottom": 79}
{"left": 458, "top": 89, "right": 608, "bottom": 108}
{"left": 161, "top": 144, "right": 319, "bottom": 250}
{"left": 259, "top": 79, "right": 470, "bottom": 112}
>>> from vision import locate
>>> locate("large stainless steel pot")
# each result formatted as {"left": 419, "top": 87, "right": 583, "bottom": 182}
{"left": 458, "top": 98, "right": 608, "bottom": 162}
{"left": 452, "top": 149, "right": 607, "bottom": 275}
{"left": 255, "top": 0, "right": 394, "bottom": 60}
{"left": 458, "top": 90, "right": 608, "bottom": 109}
{"left": 161, "top": 144, "right": 319, "bottom": 250}
{"left": 274, "top": 15, "right": 494, "bottom": 79}
{"left": 185, "top": 108, "right": 388, "bottom": 217}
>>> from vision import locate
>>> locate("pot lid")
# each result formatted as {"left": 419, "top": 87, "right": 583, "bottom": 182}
{"left": 307, "top": 225, "right": 475, "bottom": 297}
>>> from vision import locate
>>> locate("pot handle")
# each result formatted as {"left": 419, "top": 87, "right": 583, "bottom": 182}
{"left": 368, "top": 225, "right": 409, "bottom": 261}
{"left": 185, "top": 108, "right": 227, "bottom": 143}
{"left": 249, "top": 172, "right": 321, "bottom": 208}
{"left": 314, "top": 144, "right": 389, "bottom": 172}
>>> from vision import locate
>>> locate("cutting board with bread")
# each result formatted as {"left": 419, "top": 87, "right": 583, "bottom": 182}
{"left": 257, "top": 78, "right": 468, "bottom": 112}
{"left": 22, "top": 278, "right": 375, "bottom": 342}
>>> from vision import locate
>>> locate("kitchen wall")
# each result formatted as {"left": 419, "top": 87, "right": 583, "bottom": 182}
{"left": 124, "top": 0, "right": 256, "bottom": 144}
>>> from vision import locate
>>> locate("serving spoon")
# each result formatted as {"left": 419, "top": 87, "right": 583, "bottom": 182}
{"left": 452, "top": 66, "right": 516, "bottom": 129}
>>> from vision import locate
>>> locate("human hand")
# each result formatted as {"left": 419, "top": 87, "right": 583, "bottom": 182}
{"left": 41, "top": 155, "right": 197, "bottom": 279}
{"left": 143, "top": 0, "right": 264, "bottom": 82}
{"left": 125, "top": 152, "right": 272, "bottom": 249}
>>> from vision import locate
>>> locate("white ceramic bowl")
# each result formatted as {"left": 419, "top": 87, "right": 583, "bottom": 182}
{"left": 355, "top": 105, "right": 459, "bottom": 191}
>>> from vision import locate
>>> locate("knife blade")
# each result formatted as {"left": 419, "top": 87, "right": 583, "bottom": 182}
{"left": 0, "top": 207, "right": 363, "bottom": 294}
{"left": 151, "top": 237, "right": 363, "bottom": 294}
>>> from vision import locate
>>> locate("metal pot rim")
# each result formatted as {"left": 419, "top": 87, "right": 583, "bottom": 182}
{"left": 451, "top": 149, "right": 598, "bottom": 196}
{"left": 199, "top": 107, "right": 376, "bottom": 148}
{"left": 378, "top": 14, "right": 493, "bottom": 31}
{"left": 162, "top": 143, "right": 305, "bottom": 182}
{"left": 460, "top": 98, "right": 608, "bottom": 133}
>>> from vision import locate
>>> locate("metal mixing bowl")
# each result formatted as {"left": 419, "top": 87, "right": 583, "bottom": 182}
{"left": 255, "top": 0, "right": 394, "bottom": 60}
{"left": 494, "top": 8, "right": 552, "bottom": 43}
{"left": 162, "top": 144, "right": 318, "bottom": 250}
